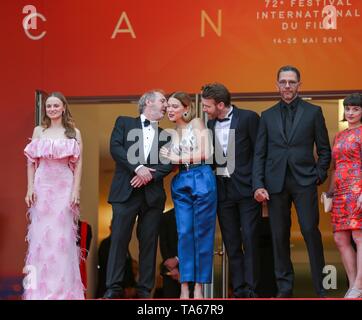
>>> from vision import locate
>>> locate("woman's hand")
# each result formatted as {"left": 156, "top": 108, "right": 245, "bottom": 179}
{"left": 71, "top": 189, "right": 80, "bottom": 207}
{"left": 160, "top": 146, "right": 180, "bottom": 163}
{"left": 356, "top": 194, "right": 362, "bottom": 211}
{"left": 25, "top": 188, "right": 36, "bottom": 208}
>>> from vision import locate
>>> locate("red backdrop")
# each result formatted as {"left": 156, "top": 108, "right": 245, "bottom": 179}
{"left": 1, "top": 0, "right": 362, "bottom": 278}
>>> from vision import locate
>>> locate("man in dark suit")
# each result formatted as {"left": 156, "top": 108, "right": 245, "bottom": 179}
{"left": 201, "top": 83, "right": 261, "bottom": 298}
{"left": 159, "top": 209, "right": 181, "bottom": 298}
{"left": 96, "top": 223, "right": 137, "bottom": 298}
{"left": 253, "top": 66, "right": 331, "bottom": 298}
{"left": 103, "top": 90, "right": 173, "bottom": 299}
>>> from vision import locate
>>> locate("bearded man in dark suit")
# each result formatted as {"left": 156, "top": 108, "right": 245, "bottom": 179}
{"left": 202, "top": 83, "right": 261, "bottom": 298}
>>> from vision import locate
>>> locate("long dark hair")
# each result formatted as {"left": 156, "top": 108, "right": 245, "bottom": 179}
{"left": 41, "top": 92, "right": 76, "bottom": 139}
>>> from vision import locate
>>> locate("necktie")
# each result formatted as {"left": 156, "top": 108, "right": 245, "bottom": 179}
{"left": 285, "top": 106, "right": 293, "bottom": 140}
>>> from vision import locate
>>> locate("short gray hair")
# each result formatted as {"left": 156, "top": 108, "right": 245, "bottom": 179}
{"left": 138, "top": 91, "right": 158, "bottom": 114}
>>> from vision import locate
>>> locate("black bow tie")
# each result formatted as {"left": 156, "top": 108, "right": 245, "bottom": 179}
{"left": 216, "top": 117, "right": 231, "bottom": 123}
{"left": 216, "top": 110, "right": 233, "bottom": 123}
{"left": 143, "top": 119, "right": 157, "bottom": 127}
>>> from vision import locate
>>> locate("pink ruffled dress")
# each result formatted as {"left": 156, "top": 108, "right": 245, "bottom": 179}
{"left": 23, "top": 138, "right": 84, "bottom": 300}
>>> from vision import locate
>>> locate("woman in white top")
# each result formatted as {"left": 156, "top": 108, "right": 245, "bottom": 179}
{"left": 160, "top": 92, "right": 217, "bottom": 299}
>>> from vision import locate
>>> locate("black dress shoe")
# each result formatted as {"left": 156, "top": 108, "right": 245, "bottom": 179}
{"left": 247, "top": 290, "right": 259, "bottom": 298}
{"left": 232, "top": 290, "right": 248, "bottom": 298}
{"left": 103, "top": 290, "right": 124, "bottom": 299}
{"left": 135, "top": 291, "right": 151, "bottom": 299}
{"left": 232, "top": 289, "right": 259, "bottom": 298}
{"left": 318, "top": 291, "right": 328, "bottom": 298}
{"left": 276, "top": 292, "right": 293, "bottom": 298}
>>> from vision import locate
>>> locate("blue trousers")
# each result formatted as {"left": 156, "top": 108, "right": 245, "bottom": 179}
{"left": 171, "top": 165, "right": 217, "bottom": 283}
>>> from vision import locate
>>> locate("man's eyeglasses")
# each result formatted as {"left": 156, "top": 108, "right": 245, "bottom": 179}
{"left": 278, "top": 80, "right": 299, "bottom": 88}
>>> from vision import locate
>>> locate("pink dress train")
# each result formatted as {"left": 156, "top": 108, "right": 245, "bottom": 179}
{"left": 23, "top": 138, "right": 84, "bottom": 300}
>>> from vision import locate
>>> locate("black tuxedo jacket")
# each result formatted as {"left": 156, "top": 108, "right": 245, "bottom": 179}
{"left": 208, "top": 106, "right": 260, "bottom": 201}
{"left": 108, "top": 116, "right": 173, "bottom": 208}
{"left": 252, "top": 99, "right": 331, "bottom": 194}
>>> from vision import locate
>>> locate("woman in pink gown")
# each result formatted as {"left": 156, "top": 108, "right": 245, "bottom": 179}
{"left": 23, "top": 92, "right": 84, "bottom": 300}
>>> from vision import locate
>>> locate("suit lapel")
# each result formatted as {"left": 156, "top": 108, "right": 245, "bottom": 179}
{"left": 226, "top": 106, "right": 238, "bottom": 155}
{"left": 288, "top": 101, "right": 304, "bottom": 143}
{"left": 136, "top": 116, "right": 143, "bottom": 131}
{"left": 135, "top": 117, "right": 146, "bottom": 163}
{"left": 147, "top": 126, "right": 160, "bottom": 164}
{"left": 272, "top": 104, "right": 287, "bottom": 143}
{"left": 209, "top": 118, "right": 216, "bottom": 131}
{"left": 210, "top": 119, "right": 225, "bottom": 159}
{"left": 229, "top": 106, "right": 238, "bottom": 131}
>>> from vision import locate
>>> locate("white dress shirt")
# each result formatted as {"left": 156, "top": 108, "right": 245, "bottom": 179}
{"left": 140, "top": 114, "right": 156, "bottom": 160}
{"left": 135, "top": 114, "right": 157, "bottom": 173}
{"left": 215, "top": 107, "right": 234, "bottom": 155}
{"left": 214, "top": 107, "right": 234, "bottom": 177}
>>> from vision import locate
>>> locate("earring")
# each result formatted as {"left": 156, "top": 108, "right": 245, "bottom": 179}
{"left": 183, "top": 112, "right": 188, "bottom": 117}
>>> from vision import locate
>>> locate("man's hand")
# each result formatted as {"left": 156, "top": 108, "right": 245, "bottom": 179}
{"left": 254, "top": 188, "right": 270, "bottom": 203}
{"left": 135, "top": 166, "right": 156, "bottom": 184}
{"left": 164, "top": 257, "right": 178, "bottom": 271}
{"left": 166, "top": 268, "right": 180, "bottom": 281}
{"left": 160, "top": 146, "right": 180, "bottom": 164}
{"left": 130, "top": 175, "right": 147, "bottom": 188}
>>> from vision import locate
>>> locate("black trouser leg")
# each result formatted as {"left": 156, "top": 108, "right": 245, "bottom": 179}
{"left": 268, "top": 189, "right": 294, "bottom": 294}
{"left": 239, "top": 197, "right": 262, "bottom": 292}
{"left": 136, "top": 206, "right": 163, "bottom": 296}
{"left": 105, "top": 201, "right": 139, "bottom": 294}
{"left": 218, "top": 200, "right": 246, "bottom": 294}
{"left": 292, "top": 182, "right": 325, "bottom": 296}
